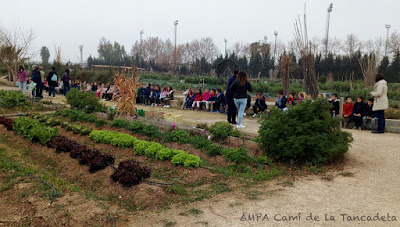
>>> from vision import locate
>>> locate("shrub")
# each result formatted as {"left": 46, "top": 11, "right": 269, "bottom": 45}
{"left": 165, "top": 130, "right": 190, "bottom": 144}
{"left": 258, "top": 100, "right": 353, "bottom": 165}
{"left": 95, "top": 119, "right": 108, "bottom": 127}
{"left": 142, "top": 125, "right": 160, "bottom": 138}
{"left": 209, "top": 121, "right": 238, "bottom": 140}
{"left": 66, "top": 88, "right": 106, "bottom": 113}
{"left": 317, "top": 75, "right": 327, "bottom": 83}
{"left": 111, "top": 160, "right": 151, "bottom": 187}
{"left": 222, "top": 147, "right": 249, "bottom": 164}
{"left": 126, "top": 121, "right": 145, "bottom": 133}
{"left": 190, "top": 136, "right": 212, "bottom": 150}
{"left": 206, "top": 144, "right": 224, "bottom": 156}
{"left": 0, "top": 90, "right": 30, "bottom": 108}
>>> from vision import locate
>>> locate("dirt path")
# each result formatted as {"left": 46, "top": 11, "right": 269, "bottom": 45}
{"left": 126, "top": 130, "right": 400, "bottom": 227}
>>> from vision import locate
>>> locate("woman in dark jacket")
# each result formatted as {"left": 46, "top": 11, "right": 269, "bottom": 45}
{"left": 46, "top": 67, "right": 58, "bottom": 98}
{"left": 229, "top": 71, "right": 252, "bottom": 129}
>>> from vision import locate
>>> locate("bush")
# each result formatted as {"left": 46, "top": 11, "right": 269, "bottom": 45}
{"left": 222, "top": 147, "right": 249, "bottom": 164}
{"left": 209, "top": 121, "right": 241, "bottom": 140}
{"left": 165, "top": 130, "right": 190, "bottom": 144}
{"left": 258, "top": 100, "right": 353, "bottom": 164}
{"left": 142, "top": 125, "right": 160, "bottom": 138}
{"left": 317, "top": 75, "right": 327, "bottom": 83}
{"left": 0, "top": 90, "right": 30, "bottom": 108}
{"left": 66, "top": 88, "right": 105, "bottom": 113}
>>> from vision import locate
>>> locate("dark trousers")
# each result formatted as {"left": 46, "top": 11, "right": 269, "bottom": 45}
{"left": 375, "top": 110, "right": 385, "bottom": 132}
{"left": 49, "top": 86, "right": 56, "bottom": 97}
{"left": 227, "top": 103, "right": 237, "bottom": 123}
{"left": 63, "top": 83, "right": 70, "bottom": 96}
{"left": 351, "top": 115, "right": 362, "bottom": 127}
{"left": 253, "top": 106, "right": 266, "bottom": 114}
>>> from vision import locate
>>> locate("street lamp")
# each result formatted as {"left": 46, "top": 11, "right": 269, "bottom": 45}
{"left": 385, "top": 24, "right": 391, "bottom": 57}
{"left": 139, "top": 30, "right": 144, "bottom": 68}
{"left": 174, "top": 20, "right": 179, "bottom": 70}
{"left": 264, "top": 36, "right": 268, "bottom": 44}
{"left": 273, "top": 31, "right": 278, "bottom": 66}
{"left": 224, "top": 39, "right": 227, "bottom": 57}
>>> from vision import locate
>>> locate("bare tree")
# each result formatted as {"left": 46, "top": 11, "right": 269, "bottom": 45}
{"left": 280, "top": 51, "right": 294, "bottom": 95}
{"left": 343, "top": 34, "right": 362, "bottom": 57}
{"left": 388, "top": 30, "right": 400, "bottom": 59}
{"left": 0, "top": 26, "right": 34, "bottom": 81}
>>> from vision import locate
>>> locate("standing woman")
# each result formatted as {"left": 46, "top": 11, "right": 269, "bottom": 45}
{"left": 17, "top": 66, "right": 29, "bottom": 95}
{"left": 229, "top": 71, "right": 252, "bottom": 129}
{"left": 226, "top": 70, "right": 239, "bottom": 124}
{"left": 61, "top": 69, "right": 71, "bottom": 96}
{"left": 46, "top": 67, "right": 58, "bottom": 98}
{"left": 370, "top": 73, "right": 388, "bottom": 134}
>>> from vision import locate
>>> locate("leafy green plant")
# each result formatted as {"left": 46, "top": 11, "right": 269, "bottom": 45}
{"left": 165, "top": 130, "right": 190, "bottom": 144}
{"left": 142, "top": 125, "right": 160, "bottom": 138}
{"left": 95, "top": 119, "right": 108, "bottom": 127}
{"left": 0, "top": 91, "right": 30, "bottom": 108}
{"left": 222, "top": 147, "right": 249, "bottom": 164}
{"left": 144, "top": 142, "right": 164, "bottom": 158}
{"left": 209, "top": 121, "right": 241, "bottom": 140}
{"left": 13, "top": 117, "right": 58, "bottom": 145}
{"left": 206, "top": 144, "right": 224, "bottom": 156}
{"left": 155, "top": 148, "right": 174, "bottom": 161}
{"left": 66, "top": 88, "right": 106, "bottom": 113}
{"left": 258, "top": 100, "right": 353, "bottom": 165}
{"left": 171, "top": 152, "right": 201, "bottom": 167}
{"left": 190, "top": 136, "right": 212, "bottom": 150}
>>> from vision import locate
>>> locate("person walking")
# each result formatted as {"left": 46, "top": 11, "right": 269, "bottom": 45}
{"left": 226, "top": 69, "right": 239, "bottom": 124}
{"left": 229, "top": 71, "right": 252, "bottom": 129}
{"left": 17, "top": 66, "right": 29, "bottom": 95}
{"left": 31, "top": 65, "right": 42, "bottom": 98}
{"left": 61, "top": 69, "right": 71, "bottom": 96}
{"left": 370, "top": 73, "right": 388, "bottom": 134}
{"left": 46, "top": 67, "right": 58, "bottom": 98}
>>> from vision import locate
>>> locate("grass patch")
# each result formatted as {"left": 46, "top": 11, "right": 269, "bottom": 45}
{"left": 245, "top": 190, "right": 263, "bottom": 200}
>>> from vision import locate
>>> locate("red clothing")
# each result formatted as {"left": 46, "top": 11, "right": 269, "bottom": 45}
{"left": 343, "top": 102, "right": 354, "bottom": 116}
{"left": 194, "top": 93, "right": 203, "bottom": 101}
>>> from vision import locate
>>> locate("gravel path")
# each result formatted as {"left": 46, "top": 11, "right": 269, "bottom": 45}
{"left": 127, "top": 129, "right": 400, "bottom": 227}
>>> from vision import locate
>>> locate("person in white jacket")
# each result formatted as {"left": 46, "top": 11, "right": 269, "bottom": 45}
{"left": 369, "top": 73, "right": 388, "bottom": 134}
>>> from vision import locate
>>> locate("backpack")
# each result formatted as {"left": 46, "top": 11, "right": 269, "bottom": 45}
{"left": 51, "top": 74, "right": 57, "bottom": 81}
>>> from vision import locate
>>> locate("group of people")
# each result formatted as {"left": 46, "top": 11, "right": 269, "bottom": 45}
{"left": 17, "top": 65, "right": 72, "bottom": 98}
{"left": 136, "top": 84, "right": 174, "bottom": 108}
{"left": 182, "top": 87, "right": 226, "bottom": 113}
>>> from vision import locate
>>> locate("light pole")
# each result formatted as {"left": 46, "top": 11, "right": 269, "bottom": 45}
{"left": 273, "top": 31, "right": 278, "bottom": 66}
{"left": 174, "top": 20, "right": 178, "bottom": 70}
{"left": 139, "top": 30, "right": 144, "bottom": 68}
{"left": 224, "top": 39, "right": 227, "bottom": 57}
{"left": 385, "top": 24, "right": 391, "bottom": 57}
{"left": 79, "top": 45, "right": 83, "bottom": 62}
{"left": 325, "top": 3, "right": 333, "bottom": 59}
{"left": 263, "top": 36, "right": 268, "bottom": 44}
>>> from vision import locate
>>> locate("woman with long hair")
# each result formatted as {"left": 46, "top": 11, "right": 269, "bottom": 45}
{"left": 229, "top": 71, "right": 252, "bottom": 128}
{"left": 370, "top": 73, "right": 388, "bottom": 133}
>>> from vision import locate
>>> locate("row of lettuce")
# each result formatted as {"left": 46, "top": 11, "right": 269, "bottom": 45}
{"left": 0, "top": 116, "right": 156, "bottom": 187}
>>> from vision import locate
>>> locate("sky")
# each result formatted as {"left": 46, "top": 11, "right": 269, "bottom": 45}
{"left": 1, "top": 0, "right": 400, "bottom": 63}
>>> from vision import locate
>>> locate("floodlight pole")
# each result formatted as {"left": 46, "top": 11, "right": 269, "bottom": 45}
{"left": 325, "top": 3, "right": 333, "bottom": 59}
{"left": 224, "top": 39, "right": 227, "bottom": 57}
{"left": 174, "top": 20, "right": 178, "bottom": 71}
{"left": 140, "top": 30, "right": 144, "bottom": 68}
{"left": 273, "top": 31, "right": 278, "bottom": 67}
{"left": 385, "top": 24, "right": 391, "bottom": 57}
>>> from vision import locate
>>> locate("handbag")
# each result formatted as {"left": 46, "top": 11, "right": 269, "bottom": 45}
{"left": 28, "top": 81, "right": 37, "bottom": 91}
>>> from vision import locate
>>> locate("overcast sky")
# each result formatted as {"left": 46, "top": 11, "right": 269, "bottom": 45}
{"left": 1, "top": 0, "right": 400, "bottom": 63}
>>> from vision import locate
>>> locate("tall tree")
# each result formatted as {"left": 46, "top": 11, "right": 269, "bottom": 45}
{"left": 40, "top": 46, "right": 50, "bottom": 65}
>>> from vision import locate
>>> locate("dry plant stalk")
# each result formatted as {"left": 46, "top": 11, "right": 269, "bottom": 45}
{"left": 358, "top": 55, "right": 378, "bottom": 87}
{"left": 113, "top": 65, "right": 140, "bottom": 116}
{"left": 280, "top": 51, "right": 293, "bottom": 95}
{"left": 293, "top": 11, "right": 319, "bottom": 98}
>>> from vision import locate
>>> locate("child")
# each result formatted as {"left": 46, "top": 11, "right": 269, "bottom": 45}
{"left": 363, "top": 98, "right": 377, "bottom": 130}
{"left": 342, "top": 96, "right": 354, "bottom": 127}
{"left": 351, "top": 97, "right": 365, "bottom": 130}
{"left": 148, "top": 85, "right": 155, "bottom": 105}
{"left": 329, "top": 93, "right": 340, "bottom": 117}
{"left": 275, "top": 90, "right": 287, "bottom": 110}
{"left": 207, "top": 89, "right": 216, "bottom": 110}
{"left": 160, "top": 87, "right": 167, "bottom": 106}
{"left": 184, "top": 89, "right": 195, "bottom": 109}
{"left": 298, "top": 92, "right": 305, "bottom": 103}
{"left": 96, "top": 83, "right": 104, "bottom": 98}
{"left": 91, "top": 82, "right": 98, "bottom": 92}
{"left": 192, "top": 88, "right": 203, "bottom": 110}
{"left": 253, "top": 92, "right": 267, "bottom": 117}
{"left": 202, "top": 88, "right": 211, "bottom": 111}
{"left": 212, "top": 89, "right": 225, "bottom": 113}
{"left": 287, "top": 92, "right": 297, "bottom": 106}
{"left": 164, "top": 86, "right": 174, "bottom": 108}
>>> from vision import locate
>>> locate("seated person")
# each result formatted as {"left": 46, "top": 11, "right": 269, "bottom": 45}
{"left": 329, "top": 93, "right": 340, "bottom": 117}
{"left": 192, "top": 88, "right": 203, "bottom": 110}
{"left": 363, "top": 98, "right": 377, "bottom": 130}
{"left": 342, "top": 96, "right": 354, "bottom": 127}
{"left": 287, "top": 92, "right": 297, "bottom": 106}
{"left": 252, "top": 92, "right": 267, "bottom": 117}
{"left": 164, "top": 86, "right": 174, "bottom": 108}
{"left": 202, "top": 88, "right": 212, "bottom": 111}
{"left": 350, "top": 96, "right": 365, "bottom": 130}
{"left": 275, "top": 90, "right": 288, "bottom": 110}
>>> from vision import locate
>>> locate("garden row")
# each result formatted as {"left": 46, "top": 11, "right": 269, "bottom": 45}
{"left": 0, "top": 116, "right": 151, "bottom": 187}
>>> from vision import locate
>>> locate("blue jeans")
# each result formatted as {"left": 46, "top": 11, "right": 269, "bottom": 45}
{"left": 234, "top": 98, "right": 247, "bottom": 126}
{"left": 375, "top": 110, "right": 385, "bottom": 132}
{"left": 49, "top": 86, "right": 56, "bottom": 97}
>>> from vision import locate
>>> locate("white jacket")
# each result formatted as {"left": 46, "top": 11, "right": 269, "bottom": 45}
{"left": 370, "top": 79, "right": 388, "bottom": 111}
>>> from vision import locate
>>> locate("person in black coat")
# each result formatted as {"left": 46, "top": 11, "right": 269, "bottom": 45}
{"left": 363, "top": 98, "right": 377, "bottom": 130}
{"left": 225, "top": 70, "right": 239, "bottom": 124}
{"left": 351, "top": 96, "right": 365, "bottom": 130}
{"left": 210, "top": 89, "right": 225, "bottom": 113}
{"left": 329, "top": 93, "right": 340, "bottom": 117}
{"left": 46, "top": 67, "right": 58, "bottom": 98}
{"left": 229, "top": 71, "right": 253, "bottom": 128}
{"left": 61, "top": 69, "right": 71, "bottom": 96}
{"left": 31, "top": 65, "right": 42, "bottom": 98}
{"left": 275, "top": 90, "right": 287, "bottom": 110}
{"left": 253, "top": 92, "right": 267, "bottom": 116}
